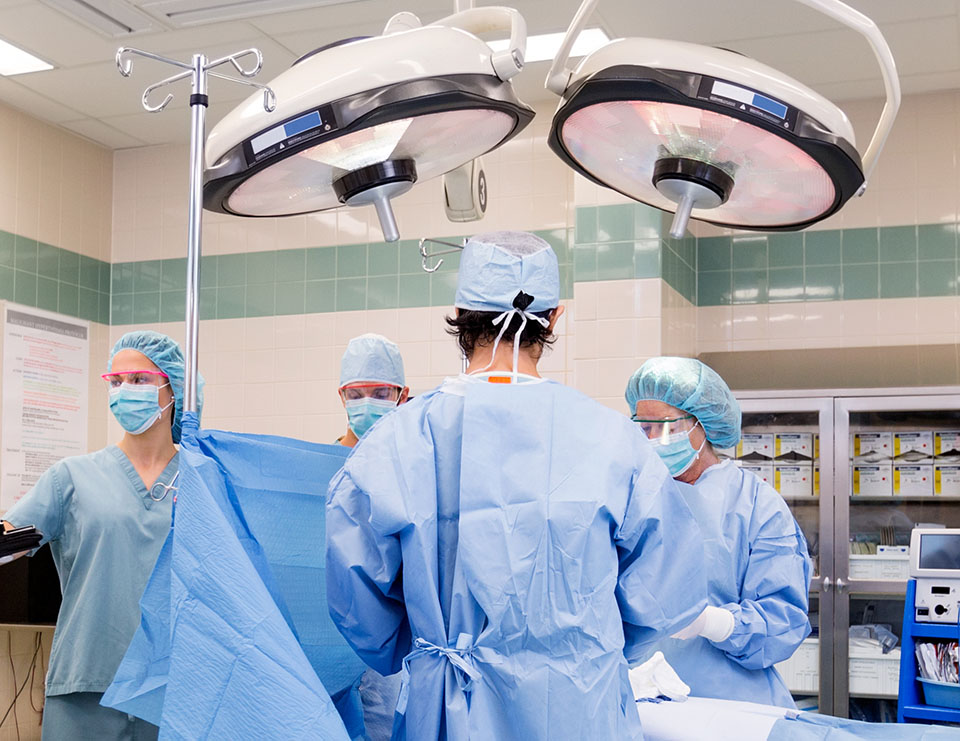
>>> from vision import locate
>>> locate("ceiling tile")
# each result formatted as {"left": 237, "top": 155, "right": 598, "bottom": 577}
{"left": 0, "top": 3, "right": 118, "bottom": 66}
{"left": 60, "top": 117, "right": 148, "bottom": 148}
{"left": 0, "top": 75, "right": 86, "bottom": 122}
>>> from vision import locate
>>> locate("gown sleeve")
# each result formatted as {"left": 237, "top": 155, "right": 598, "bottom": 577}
{"left": 616, "top": 432, "right": 708, "bottom": 665}
{"left": 710, "top": 485, "right": 812, "bottom": 669}
{"left": 325, "top": 465, "right": 411, "bottom": 677}
{"left": 2, "top": 464, "right": 68, "bottom": 549}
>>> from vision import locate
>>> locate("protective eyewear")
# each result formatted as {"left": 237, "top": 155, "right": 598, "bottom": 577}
{"left": 631, "top": 414, "right": 697, "bottom": 441}
{"left": 339, "top": 383, "right": 402, "bottom": 402}
{"left": 101, "top": 370, "right": 169, "bottom": 388}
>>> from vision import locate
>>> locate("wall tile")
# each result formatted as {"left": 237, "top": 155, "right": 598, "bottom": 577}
{"left": 804, "top": 266, "right": 840, "bottom": 301}
{"left": 336, "top": 276, "right": 366, "bottom": 312}
{"left": 0, "top": 264, "right": 13, "bottom": 300}
{"left": 698, "top": 271, "right": 731, "bottom": 306}
{"left": 246, "top": 251, "right": 276, "bottom": 285}
{"left": 879, "top": 225, "right": 918, "bottom": 262}
{"left": 336, "top": 244, "right": 367, "bottom": 278}
{"left": 842, "top": 263, "right": 879, "bottom": 300}
{"left": 596, "top": 242, "right": 634, "bottom": 280}
{"left": 768, "top": 233, "right": 803, "bottom": 268}
{"left": 918, "top": 260, "right": 957, "bottom": 297}
{"left": 367, "top": 275, "right": 399, "bottom": 310}
{"left": 768, "top": 267, "right": 804, "bottom": 303}
{"left": 597, "top": 204, "right": 634, "bottom": 242}
{"left": 732, "top": 269, "right": 767, "bottom": 303}
{"left": 58, "top": 281, "right": 79, "bottom": 316}
{"left": 36, "top": 275, "right": 58, "bottom": 312}
{"left": 842, "top": 228, "right": 879, "bottom": 264}
{"left": 732, "top": 236, "right": 767, "bottom": 270}
{"left": 37, "top": 242, "right": 59, "bottom": 279}
{"left": 81, "top": 287, "right": 102, "bottom": 323}
{"left": 13, "top": 270, "right": 36, "bottom": 305}
{"left": 918, "top": 223, "right": 956, "bottom": 261}
{"left": 879, "top": 262, "right": 918, "bottom": 299}
{"left": 804, "top": 231, "right": 841, "bottom": 266}
{"left": 698, "top": 236, "right": 732, "bottom": 271}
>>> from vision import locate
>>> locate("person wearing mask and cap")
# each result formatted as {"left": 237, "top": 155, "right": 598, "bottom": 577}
{"left": 325, "top": 231, "right": 707, "bottom": 740}
{"left": 625, "top": 357, "right": 811, "bottom": 709}
{"left": 1, "top": 331, "right": 202, "bottom": 740}
{"left": 333, "top": 332, "right": 408, "bottom": 739}
{"left": 336, "top": 333, "right": 409, "bottom": 447}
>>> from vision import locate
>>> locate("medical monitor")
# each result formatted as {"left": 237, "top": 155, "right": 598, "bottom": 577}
{"left": 910, "top": 528, "right": 960, "bottom": 579}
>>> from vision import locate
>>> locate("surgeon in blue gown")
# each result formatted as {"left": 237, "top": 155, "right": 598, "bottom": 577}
{"left": 326, "top": 231, "right": 708, "bottom": 741}
{"left": 626, "top": 357, "right": 811, "bottom": 709}
{"left": 334, "top": 333, "right": 409, "bottom": 740}
{"left": 1, "top": 331, "right": 201, "bottom": 740}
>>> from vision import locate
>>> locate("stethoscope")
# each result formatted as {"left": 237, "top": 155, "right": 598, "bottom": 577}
{"left": 149, "top": 470, "right": 179, "bottom": 502}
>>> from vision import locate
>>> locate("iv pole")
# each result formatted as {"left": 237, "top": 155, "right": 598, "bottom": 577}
{"left": 116, "top": 47, "right": 276, "bottom": 413}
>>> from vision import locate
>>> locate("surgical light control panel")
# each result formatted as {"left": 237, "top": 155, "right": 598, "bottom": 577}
{"left": 910, "top": 528, "right": 960, "bottom": 623}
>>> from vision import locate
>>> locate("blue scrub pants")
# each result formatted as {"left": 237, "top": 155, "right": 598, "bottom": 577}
{"left": 42, "top": 692, "right": 158, "bottom": 741}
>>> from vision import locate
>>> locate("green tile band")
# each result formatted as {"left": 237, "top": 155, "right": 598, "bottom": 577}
{"left": 2, "top": 213, "right": 956, "bottom": 325}
{"left": 0, "top": 229, "right": 111, "bottom": 323}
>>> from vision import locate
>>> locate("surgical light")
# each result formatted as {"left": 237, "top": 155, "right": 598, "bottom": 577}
{"left": 204, "top": 7, "right": 534, "bottom": 242}
{"left": 545, "top": 0, "right": 900, "bottom": 238}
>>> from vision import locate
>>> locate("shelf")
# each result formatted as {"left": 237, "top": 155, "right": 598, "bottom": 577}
{"left": 783, "top": 495, "right": 819, "bottom": 503}
{"left": 901, "top": 704, "right": 960, "bottom": 723}
{"left": 849, "top": 692, "right": 898, "bottom": 700}
{"left": 850, "top": 496, "right": 960, "bottom": 502}
{"left": 909, "top": 622, "right": 960, "bottom": 640}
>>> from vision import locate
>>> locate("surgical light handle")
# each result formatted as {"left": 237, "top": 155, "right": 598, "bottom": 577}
{"left": 546, "top": 0, "right": 900, "bottom": 189}
{"left": 116, "top": 47, "right": 275, "bottom": 414}
{"left": 434, "top": 6, "right": 527, "bottom": 80}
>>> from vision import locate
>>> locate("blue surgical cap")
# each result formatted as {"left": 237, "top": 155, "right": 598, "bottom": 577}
{"left": 108, "top": 330, "right": 204, "bottom": 444}
{"left": 625, "top": 357, "right": 742, "bottom": 448}
{"left": 455, "top": 231, "right": 559, "bottom": 313}
{"left": 340, "top": 334, "right": 405, "bottom": 388}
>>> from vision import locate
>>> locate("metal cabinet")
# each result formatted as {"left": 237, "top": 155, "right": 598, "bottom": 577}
{"left": 733, "top": 387, "right": 960, "bottom": 720}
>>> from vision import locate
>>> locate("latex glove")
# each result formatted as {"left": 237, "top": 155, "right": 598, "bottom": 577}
{"left": 671, "top": 605, "right": 735, "bottom": 643}
{"left": 629, "top": 651, "right": 691, "bottom": 702}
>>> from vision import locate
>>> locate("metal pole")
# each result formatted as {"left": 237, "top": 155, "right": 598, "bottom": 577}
{"left": 183, "top": 53, "right": 207, "bottom": 413}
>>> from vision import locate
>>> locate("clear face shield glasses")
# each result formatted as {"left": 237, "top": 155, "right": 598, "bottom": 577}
{"left": 631, "top": 414, "right": 699, "bottom": 443}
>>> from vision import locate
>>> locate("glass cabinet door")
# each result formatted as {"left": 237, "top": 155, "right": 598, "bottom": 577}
{"left": 738, "top": 397, "right": 835, "bottom": 714}
{"left": 835, "top": 393, "right": 960, "bottom": 720}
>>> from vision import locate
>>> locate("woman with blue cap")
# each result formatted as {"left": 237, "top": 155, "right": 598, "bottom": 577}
{"left": 2, "top": 330, "right": 202, "bottom": 740}
{"left": 326, "top": 231, "right": 708, "bottom": 740}
{"left": 626, "top": 357, "right": 811, "bottom": 709}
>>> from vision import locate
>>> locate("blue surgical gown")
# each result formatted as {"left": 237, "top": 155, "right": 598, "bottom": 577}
{"left": 657, "top": 460, "right": 812, "bottom": 709}
{"left": 3, "top": 446, "right": 177, "bottom": 696}
{"left": 326, "top": 377, "right": 708, "bottom": 740}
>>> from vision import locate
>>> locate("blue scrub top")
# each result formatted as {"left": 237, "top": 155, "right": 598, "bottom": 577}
{"left": 658, "top": 460, "right": 812, "bottom": 708}
{"left": 4, "top": 446, "right": 177, "bottom": 696}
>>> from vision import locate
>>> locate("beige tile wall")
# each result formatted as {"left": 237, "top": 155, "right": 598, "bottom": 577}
{"left": 0, "top": 101, "right": 113, "bottom": 262}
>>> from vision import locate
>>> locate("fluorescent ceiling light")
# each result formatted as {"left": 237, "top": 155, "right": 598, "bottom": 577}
{"left": 0, "top": 38, "right": 52, "bottom": 75}
{"left": 490, "top": 28, "right": 609, "bottom": 64}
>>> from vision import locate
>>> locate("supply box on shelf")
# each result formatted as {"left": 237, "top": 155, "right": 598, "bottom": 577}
{"left": 848, "top": 546, "right": 910, "bottom": 580}
{"left": 775, "top": 433, "right": 813, "bottom": 459}
{"left": 935, "top": 464, "right": 960, "bottom": 496}
{"left": 852, "top": 432, "right": 893, "bottom": 459}
{"left": 738, "top": 433, "right": 774, "bottom": 459}
{"left": 777, "top": 638, "right": 901, "bottom": 698}
{"left": 776, "top": 637, "right": 819, "bottom": 694}
{"left": 853, "top": 463, "right": 892, "bottom": 496}
{"left": 742, "top": 461, "right": 773, "bottom": 486}
{"left": 775, "top": 463, "right": 813, "bottom": 497}
{"left": 894, "top": 431, "right": 934, "bottom": 457}
{"left": 893, "top": 464, "right": 933, "bottom": 496}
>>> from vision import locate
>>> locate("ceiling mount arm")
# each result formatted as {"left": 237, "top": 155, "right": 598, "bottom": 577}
{"left": 434, "top": 6, "right": 527, "bottom": 81}
{"left": 794, "top": 0, "right": 900, "bottom": 187}
{"left": 545, "top": 0, "right": 599, "bottom": 95}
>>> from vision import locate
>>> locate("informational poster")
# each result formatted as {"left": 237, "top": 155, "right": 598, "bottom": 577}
{"left": 1, "top": 304, "right": 89, "bottom": 512}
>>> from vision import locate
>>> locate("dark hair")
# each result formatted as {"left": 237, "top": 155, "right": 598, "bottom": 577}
{"left": 446, "top": 308, "right": 557, "bottom": 359}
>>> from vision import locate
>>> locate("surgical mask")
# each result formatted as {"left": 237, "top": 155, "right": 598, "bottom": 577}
{"left": 345, "top": 398, "right": 397, "bottom": 438}
{"left": 109, "top": 383, "right": 173, "bottom": 435}
{"left": 651, "top": 421, "right": 707, "bottom": 477}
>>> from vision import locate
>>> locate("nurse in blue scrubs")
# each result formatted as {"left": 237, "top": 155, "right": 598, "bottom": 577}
{"left": 2, "top": 330, "right": 201, "bottom": 741}
{"left": 626, "top": 357, "right": 811, "bottom": 709}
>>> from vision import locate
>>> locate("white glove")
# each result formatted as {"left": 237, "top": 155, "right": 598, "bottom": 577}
{"left": 629, "top": 651, "right": 691, "bottom": 702}
{"left": 671, "top": 605, "right": 735, "bottom": 643}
